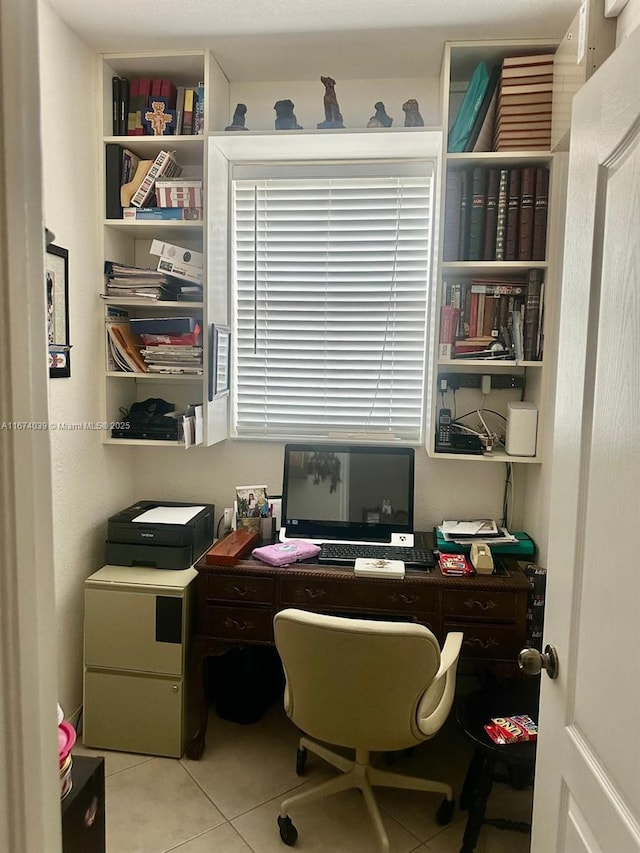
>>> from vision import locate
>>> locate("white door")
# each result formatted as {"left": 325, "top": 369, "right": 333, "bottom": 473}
{"left": 531, "top": 24, "right": 640, "bottom": 853}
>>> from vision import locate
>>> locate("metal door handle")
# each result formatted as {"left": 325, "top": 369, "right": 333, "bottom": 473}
{"left": 518, "top": 644, "right": 559, "bottom": 679}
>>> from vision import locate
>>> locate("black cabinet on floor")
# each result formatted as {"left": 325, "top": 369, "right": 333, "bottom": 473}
{"left": 61, "top": 755, "right": 105, "bottom": 853}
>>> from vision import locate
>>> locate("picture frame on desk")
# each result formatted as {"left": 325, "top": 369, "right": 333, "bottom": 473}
{"left": 46, "top": 244, "right": 71, "bottom": 378}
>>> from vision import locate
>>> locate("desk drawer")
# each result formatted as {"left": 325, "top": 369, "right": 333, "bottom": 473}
{"left": 280, "top": 577, "right": 438, "bottom": 615}
{"left": 206, "top": 574, "right": 274, "bottom": 605}
{"left": 446, "top": 621, "right": 521, "bottom": 662}
{"left": 204, "top": 605, "right": 274, "bottom": 643}
{"left": 443, "top": 590, "right": 517, "bottom": 622}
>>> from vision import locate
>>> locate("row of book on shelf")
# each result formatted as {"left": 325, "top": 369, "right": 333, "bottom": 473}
{"left": 448, "top": 52, "right": 554, "bottom": 154}
{"left": 443, "top": 165, "right": 549, "bottom": 263}
{"left": 112, "top": 76, "right": 204, "bottom": 137}
{"left": 105, "top": 144, "right": 203, "bottom": 220}
{"left": 106, "top": 311, "right": 203, "bottom": 376}
{"left": 439, "top": 269, "right": 544, "bottom": 362}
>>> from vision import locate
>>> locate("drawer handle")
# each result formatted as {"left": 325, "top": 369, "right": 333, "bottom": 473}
{"left": 390, "top": 593, "right": 419, "bottom": 605}
{"left": 463, "top": 637, "right": 499, "bottom": 650}
{"left": 224, "top": 617, "right": 254, "bottom": 632}
{"left": 225, "top": 585, "right": 257, "bottom": 597}
{"left": 464, "top": 598, "right": 498, "bottom": 611}
{"left": 296, "top": 588, "right": 328, "bottom": 600}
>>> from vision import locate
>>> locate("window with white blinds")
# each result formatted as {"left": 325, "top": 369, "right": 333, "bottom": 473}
{"left": 232, "top": 162, "right": 434, "bottom": 441}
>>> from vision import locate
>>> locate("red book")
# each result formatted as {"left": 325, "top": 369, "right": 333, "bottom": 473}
{"left": 438, "top": 305, "right": 460, "bottom": 358}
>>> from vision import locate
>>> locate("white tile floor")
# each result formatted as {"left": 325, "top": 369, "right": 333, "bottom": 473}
{"left": 73, "top": 696, "right": 534, "bottom": 853}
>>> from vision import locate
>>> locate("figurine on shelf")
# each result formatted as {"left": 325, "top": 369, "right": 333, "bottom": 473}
{"left": 367, "top": 101, "right": 393, "bottom": 128}
{"left": 274, "top": 99, "right": 303, "bottom": 130}
{"left": 402, "top": 99, "right": 424, "bottom": 127}
{"left": 225, "top": 103, "right": 249, "bottom": 131}
{"left": 317, "top": 76, "right": 344, "bottom": 128}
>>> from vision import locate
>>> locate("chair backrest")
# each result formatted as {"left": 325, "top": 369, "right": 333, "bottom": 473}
{"left": 274, "top": 608, "right": 451, "bottom": 752}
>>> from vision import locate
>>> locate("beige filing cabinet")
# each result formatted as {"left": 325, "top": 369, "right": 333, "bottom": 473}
{"left": 83, "top": 565, "right": 197, "bottom": 758}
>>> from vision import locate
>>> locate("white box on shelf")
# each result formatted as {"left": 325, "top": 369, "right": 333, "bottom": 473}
{"left": 506, "top": 401, "right": 538, "bottom": 457}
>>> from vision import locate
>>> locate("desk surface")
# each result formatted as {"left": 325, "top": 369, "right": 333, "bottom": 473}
{"left": 185, "top": 546, "right": 530, "bottom": 759}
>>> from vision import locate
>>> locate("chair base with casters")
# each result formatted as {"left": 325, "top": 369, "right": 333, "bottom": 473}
{"left": 278, "top": 735, "right": 456, "bottom": 851}
{"left": 456, "top": 683, "right": 538, "bottom": 853}
{"left": 273, "top": 609, "right": 464, "bottom": 852}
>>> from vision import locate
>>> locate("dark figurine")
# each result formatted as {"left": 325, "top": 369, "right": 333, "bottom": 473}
{"left": 274, "top": 99, "right": 303, "bottom": 130}
{"left": 225, "top": 103, "right": 249, "bottom": 131}
{"left": 317, "top": 76, "right": 344, "bottom": 129}
{"left": 402, "top": 99, "right": 424, "bottom": 127}
{"left": 367, "top": 101, "right": 393, "bottom": 128}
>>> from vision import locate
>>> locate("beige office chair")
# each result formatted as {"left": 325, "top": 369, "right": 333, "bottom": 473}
{"left": 273, "top": 608, "right": 464, "bottom": 851}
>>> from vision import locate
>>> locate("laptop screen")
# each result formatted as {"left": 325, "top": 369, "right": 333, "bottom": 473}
{"left": 281, "top": 443, "right": 415, "bottom": 543}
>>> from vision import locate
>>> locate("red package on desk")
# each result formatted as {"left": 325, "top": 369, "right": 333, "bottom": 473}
{"left": 439, "top": 553, "right": 474, "bottom": 576}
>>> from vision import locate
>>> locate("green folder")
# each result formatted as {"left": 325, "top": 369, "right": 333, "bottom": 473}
{"left": 448, "top": 61, "right": 490, "bottom": 153}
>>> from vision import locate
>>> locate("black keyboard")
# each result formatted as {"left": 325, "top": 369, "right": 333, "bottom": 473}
{"left": 318, "top": 542, "right": 435, "bottom": 569}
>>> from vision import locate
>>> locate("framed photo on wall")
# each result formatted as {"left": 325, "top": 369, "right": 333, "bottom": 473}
{"left": 46, "top": 244, "right": 70, "bottom": 378}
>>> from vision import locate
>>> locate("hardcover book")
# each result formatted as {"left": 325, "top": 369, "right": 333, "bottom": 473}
{"left": 532, "top": 166, "right": 550, "bottom": 260}
{"left": 448, "top": 61, "right": 490, "bottom": 153}
{"left": 483, "top": 168, "right": 500, "bottom": 260}
{"left": 468, "top": 167, "right": 488, "bottom": 261}
{"left": 443, "top": 170, "right": 462, "bottom": 261}
{"left": 458, "top": 169, "right": 473, "bottom": 260}
{"left": 505, "top": 169, "right": 522, "bottom": 261}
{"left": 518, "top": 167, "right": 537, "bottom": 261}
{"left": 494, "top": 169, "right": 509, "bottom": 261}
{"left": 464, "top": 65, "right": 500, "bottom": 152}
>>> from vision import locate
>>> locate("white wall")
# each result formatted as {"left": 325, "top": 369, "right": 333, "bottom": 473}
{"left": 38, "top": 1, "right": 135, "bottom": 719}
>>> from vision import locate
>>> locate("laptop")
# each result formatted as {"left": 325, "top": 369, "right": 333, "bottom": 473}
{"left": 280, "top": 443, "right": 432, "bottom": 567}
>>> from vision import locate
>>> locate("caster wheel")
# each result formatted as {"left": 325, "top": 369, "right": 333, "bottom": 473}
{"left": 296, "top": 746, "right": 308, "bottom": 775}
{"left": 278, "top": 814, "right": 298, "bottom": 845}
{"left": 436, "top": 796, "right": 455, "bottom": 825}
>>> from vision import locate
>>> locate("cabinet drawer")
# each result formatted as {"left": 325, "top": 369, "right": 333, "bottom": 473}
{"left": 205, "top": 605, "right": 274, "bottom": 643}
{"left": 206, "top": 574, "right": 274, "bottom": 605}
{"left": 280, "top": 577, "right": 438, "bottom": 615}
{"left": 445, "top": 621, "right": 521, "bottom": 662}
{"left": 443, "top": 590, "right": 517, "bottom": 622}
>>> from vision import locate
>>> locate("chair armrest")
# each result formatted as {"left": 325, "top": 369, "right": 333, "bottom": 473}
{"left": 435, "top": 632, "right": 464, "bottom": 681}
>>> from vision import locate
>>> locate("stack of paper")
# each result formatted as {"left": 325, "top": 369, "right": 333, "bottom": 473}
{"left": 438, "top": 520, "right": 517, "bottom": 546}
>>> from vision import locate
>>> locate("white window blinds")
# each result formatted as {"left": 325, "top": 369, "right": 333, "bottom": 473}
{"left": 232, "top": 164, "right": 434, "bottom": 440}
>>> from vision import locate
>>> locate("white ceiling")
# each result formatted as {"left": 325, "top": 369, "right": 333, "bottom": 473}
{"left": 45, "top": 0, "right": 581, "bottom": 81}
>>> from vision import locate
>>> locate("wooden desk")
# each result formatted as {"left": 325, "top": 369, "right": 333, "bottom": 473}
{"left": 185, "top": 553, "right": 529, "bottom": 759}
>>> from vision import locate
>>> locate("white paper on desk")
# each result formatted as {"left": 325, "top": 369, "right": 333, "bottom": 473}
{"left": 441, "top": 519, "right": 498, "bottom": 536}
{"left": 133, "top": 505, "right": 206, "bottom": 525}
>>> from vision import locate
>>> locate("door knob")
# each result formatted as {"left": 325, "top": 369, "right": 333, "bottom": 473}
{"left": 518, "top": 644, "right": 559, "bottom": 679}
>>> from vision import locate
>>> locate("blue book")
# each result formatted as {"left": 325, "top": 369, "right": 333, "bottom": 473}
{"left": 448, "top": 62, "right": 491, "bottom": 153}
{"left": 122, "top": 207, "right": 201, "bottom": 221}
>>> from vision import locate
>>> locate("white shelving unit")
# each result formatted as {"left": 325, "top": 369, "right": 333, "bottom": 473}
{"left": 99, "top": 49, "right": 230, "bottom": 448}
{"left": 428, "top": 39, "right": 565, "bottom": 464}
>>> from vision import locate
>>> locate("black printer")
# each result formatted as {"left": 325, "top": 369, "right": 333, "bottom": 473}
{"left": 106, "top": 501, "right": 214, "bottom": 569}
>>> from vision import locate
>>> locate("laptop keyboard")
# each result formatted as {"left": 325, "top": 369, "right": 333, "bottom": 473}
{"left": 318, "top": 542, "right": 435, "bottom": 569}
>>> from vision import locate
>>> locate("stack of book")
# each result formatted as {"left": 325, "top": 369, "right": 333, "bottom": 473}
{"left": 131, "top": 316, "right": 204, "bottom": 375}
{"left": 439, "top": 269, "right": 544, "bottom": 362}
{"left": 494, "top": 53, "right": 555, "bottom": 151}
{"left": 443, "top": 164, "right": 549, "bottom": 263}
{"left": 111, "top": 77, "right": 205, "bottom": 137}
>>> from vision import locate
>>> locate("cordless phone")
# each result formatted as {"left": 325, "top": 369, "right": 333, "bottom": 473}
{"left": 437, "top": 408, "right": 452, "bottom": 447}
